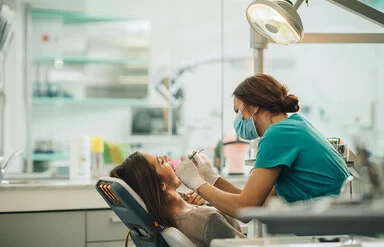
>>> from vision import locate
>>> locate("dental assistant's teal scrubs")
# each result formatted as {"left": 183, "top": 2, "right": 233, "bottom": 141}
{"left": 255, "top": 113, "right": 350, "bottom": 203}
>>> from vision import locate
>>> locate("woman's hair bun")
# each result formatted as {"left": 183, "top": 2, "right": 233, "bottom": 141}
{"left": 281, "top": 94, "right": 300, "bottom": 113}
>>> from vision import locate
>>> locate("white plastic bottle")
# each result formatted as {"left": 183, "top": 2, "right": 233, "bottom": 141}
{"left": 70, "top": 135, "right": 91, "bottom": 180}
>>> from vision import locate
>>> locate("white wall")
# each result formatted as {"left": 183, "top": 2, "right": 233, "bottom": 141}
{"left": 273, "top": 1, "right": 384, "bottom": 154}
{"left": 220, "top": 0, "right": 384, "bottom": 155}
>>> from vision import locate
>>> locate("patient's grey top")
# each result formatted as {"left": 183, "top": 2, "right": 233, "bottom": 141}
{"left": 173, "top": 206, "right": 245, "bottom": 247}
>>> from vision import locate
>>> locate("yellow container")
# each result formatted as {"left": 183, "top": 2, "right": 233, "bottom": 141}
{"left": 91, "top": 137, "right": 104, "bottom": 178}
{"left": 91, "top": 137, "right": 104, "bottom": 153}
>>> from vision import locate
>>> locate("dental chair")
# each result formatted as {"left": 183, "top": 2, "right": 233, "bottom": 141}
{"left": 96, "top": 177, "right": 196, "bottom": 247}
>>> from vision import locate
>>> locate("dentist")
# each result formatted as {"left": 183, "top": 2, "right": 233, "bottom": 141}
{"left": 176, "top": 73, "right": 350, "bottom": 218}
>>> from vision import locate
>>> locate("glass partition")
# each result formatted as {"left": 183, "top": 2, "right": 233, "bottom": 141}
{"left": 24, "top": 1, "right": 224, "bottom": 176}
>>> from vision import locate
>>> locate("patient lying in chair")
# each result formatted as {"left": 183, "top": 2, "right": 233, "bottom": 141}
{"left": 110, "top": 151, "right": 245, "bottom": 247}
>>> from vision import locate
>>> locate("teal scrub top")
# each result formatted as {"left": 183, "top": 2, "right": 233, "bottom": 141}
{"left": 255, "top": 113, "right": 350, "bottom": 203}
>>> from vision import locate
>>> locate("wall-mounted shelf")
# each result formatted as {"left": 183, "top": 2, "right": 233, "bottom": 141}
{"left": 34, "top": 57, "right": 148, "bottom": 66}
{"left": 32, "top": 97, "right": 149, "bottom": 106}
{"left": 31, "top": 9, "right": 142, "bottom": 24}
{"left": 26, "top": 7, "right": 153, "bottom": 173}
{"left": 127, "top": 135, "right": 182, "bottom": 144}
{"left": 33, "top": 153, "right": 70, "bottom": 161}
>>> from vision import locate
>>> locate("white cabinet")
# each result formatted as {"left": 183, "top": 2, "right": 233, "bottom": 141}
{"left": 86, "top": 210, "right": 128, "bottom": 242}
{"left": 86, "top": 210, "right": 136, "bottom": 246}
{"left": 0, "top": 211, "right": 86, "bottom": 247}
{"left": 0, "top": 209, "right": 133, "bottom": 247}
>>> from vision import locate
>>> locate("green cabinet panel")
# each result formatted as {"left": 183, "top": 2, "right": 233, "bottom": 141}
{"left": 86, "top": 210, "right": 128, "bottom": 242}
{"left": 0, "top": 211, "right": 86, "bottom": 247}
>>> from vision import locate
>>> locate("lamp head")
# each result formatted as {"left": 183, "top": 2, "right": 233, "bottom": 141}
{"left": 246, "top": 0, "right": 304, "bottom": 44}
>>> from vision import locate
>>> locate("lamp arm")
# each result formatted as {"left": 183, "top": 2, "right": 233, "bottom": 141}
{"left": 293, "top": 0, "right": 305, "bottom": 10}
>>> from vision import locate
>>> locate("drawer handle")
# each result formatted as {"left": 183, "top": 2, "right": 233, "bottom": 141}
{"left": 110, "top": 215, "right": 123, "bottom": 223}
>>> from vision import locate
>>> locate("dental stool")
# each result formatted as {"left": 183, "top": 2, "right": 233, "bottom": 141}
{"left": 96, "top": 177, "right": 196, "bottom": 247}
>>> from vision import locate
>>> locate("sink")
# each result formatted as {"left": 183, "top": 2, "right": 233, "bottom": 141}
{"left": 0, "top": 178, "right": 72, "bottom": 186}
{"left": 1, "top": 169, "right": 68, "bottom": 185}
{"left": 4, "top": 170, "right": 55, "bottom": 180}
{"left": 0, "top": 178, "right": 97, "bottom": 187}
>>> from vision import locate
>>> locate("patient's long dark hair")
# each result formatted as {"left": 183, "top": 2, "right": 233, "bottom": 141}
{"left": 110, "top": 151, "right": 176, "bottom": 227}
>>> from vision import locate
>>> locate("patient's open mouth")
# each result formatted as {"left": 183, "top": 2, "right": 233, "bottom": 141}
{"left": 170, "top": 159, "right": 180, "bottom": 171}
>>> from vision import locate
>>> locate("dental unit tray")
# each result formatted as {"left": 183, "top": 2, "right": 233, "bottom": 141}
{"left": 237, "top": 199, "right": 384, "bottom": 236}
{"left": 96, "top": 177, "right": 196, "bottom": 247}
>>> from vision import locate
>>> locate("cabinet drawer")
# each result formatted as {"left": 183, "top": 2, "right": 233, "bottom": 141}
{"left": 87, "top": 210, "right": 128, "bottom": 242}
{"left": 87, "top": 241, "right": 134, "bottom": 247}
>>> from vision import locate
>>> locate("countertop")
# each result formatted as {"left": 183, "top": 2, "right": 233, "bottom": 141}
{"left": 0, "top": 179, "right": 98, "bottom": 190}
{"left": 0, "top": 179, "right": 107, "bottom": 213}
{"left": 0, "top": 175, "right": 249, "bottom": 213}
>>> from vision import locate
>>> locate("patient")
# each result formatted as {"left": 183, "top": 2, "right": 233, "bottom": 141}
{"left": 110, "top": 151, "right": 245, "bottom": 247}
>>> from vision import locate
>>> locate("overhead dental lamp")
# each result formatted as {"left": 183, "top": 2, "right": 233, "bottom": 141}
{"left": 246, "top": 0, "right": 305, "bottom": 44}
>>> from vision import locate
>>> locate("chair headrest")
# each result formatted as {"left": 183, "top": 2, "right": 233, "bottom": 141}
{"left": 98, "top": 176, "right": 148, "bottom": 212}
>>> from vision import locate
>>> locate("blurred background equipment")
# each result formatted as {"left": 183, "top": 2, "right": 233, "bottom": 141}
{"left": 131, "top": 107, "right": 180, "bottom": 136}
{"left": 354, "top": 141, "right": 383, "bottom": 200}
{"left": 327, "top": 0, "right": 384, "bottom": 27}
{"left": 220, "top": 131, "right": 251, "bottom": 175}
{"left": 0, "top": 5, "right": 15, "bottom": 52}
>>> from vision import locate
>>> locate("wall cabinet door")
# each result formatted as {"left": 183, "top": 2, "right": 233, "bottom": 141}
{"left": 0, "top": 211, "right": 86, "bottom": 247}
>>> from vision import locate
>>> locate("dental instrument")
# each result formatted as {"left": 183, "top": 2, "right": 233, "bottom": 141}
{"left": 188, "top": 148, "right": 205, "bottom": 160}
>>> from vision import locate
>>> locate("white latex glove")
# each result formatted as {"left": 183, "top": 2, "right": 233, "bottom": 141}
{"left": 175, "top": 156, "right": 207, "bottom": 192}
{"left": 192, "top": 153, "right": 220, "bottom": 185}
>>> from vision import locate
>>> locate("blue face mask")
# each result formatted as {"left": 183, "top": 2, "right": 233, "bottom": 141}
{"left": 233, "top": 111, "right": 258, "bottom": 140}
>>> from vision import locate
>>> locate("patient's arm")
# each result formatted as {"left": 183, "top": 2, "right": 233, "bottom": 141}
{"left": 185, "top": 191, "right": 206, "bottom": 205}
{"left": 213, "top": 177, "right": 242, "bottom": 194}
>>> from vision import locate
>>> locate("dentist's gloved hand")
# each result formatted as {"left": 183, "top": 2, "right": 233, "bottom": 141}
{"left": 175, "top": 156, "right": 207, "bottom": 192}
{"left": 192, "top": 153, "right": 220, "bottom": 185}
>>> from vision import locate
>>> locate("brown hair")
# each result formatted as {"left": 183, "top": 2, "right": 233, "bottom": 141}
{"left": 110, "top": 151, "right": 176, "bottom": 227}
{"left": 233, "top": 73, "right": 299, "bottom": 113}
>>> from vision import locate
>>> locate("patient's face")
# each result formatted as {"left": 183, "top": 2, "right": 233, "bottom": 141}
{"left": 141, "top": 152, "right": 181, "bottom": 189}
